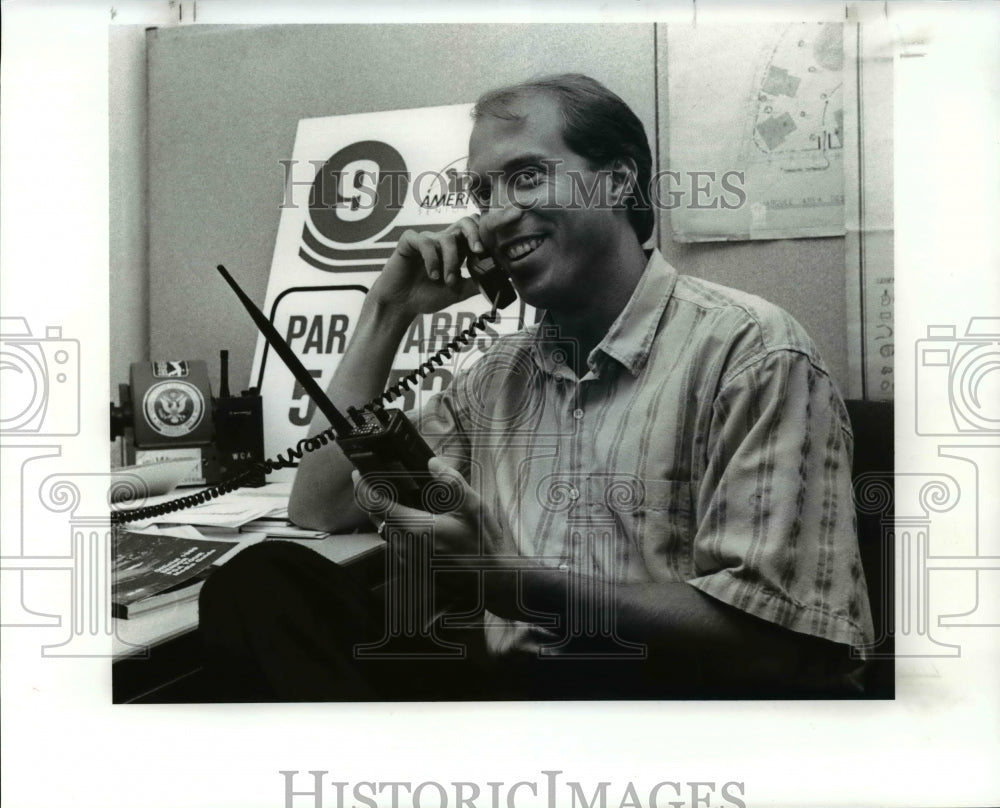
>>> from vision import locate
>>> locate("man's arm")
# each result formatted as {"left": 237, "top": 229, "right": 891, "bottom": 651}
{"left": 365, "top": 460, "right": 854, "bottom": 692}
{"left": 288, "top": 219, "right": 484, "bottom": 531}
{"left": 489, "top": 567, "right": 852, "bottom": 690}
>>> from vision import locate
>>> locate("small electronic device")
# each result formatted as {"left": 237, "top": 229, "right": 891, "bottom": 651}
{"left": 212, "top": 351, "right": 267, "bottom": 486}
{"left": 111, "top": 356, "right": 265, "bottom": 486}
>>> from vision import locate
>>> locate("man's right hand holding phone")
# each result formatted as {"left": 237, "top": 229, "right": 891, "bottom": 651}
{"left": 367, "top": 215, "right": 487, "bottom": 318}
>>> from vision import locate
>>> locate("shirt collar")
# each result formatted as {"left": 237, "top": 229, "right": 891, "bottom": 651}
{"left": 529, "top": 249, "right": 678, "bottom": 378}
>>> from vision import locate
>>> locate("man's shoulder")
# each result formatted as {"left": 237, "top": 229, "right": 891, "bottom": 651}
{"left": 670, "top": 272, "right": 821, "bottom": 362}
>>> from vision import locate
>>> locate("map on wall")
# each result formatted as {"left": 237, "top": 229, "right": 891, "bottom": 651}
{"left": 667, "top": 22, "right": 846, "bottom": 241}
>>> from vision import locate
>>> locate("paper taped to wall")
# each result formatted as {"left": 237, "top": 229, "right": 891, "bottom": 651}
{"left": 667, "top": 22, "right": 846, "bottom": 241}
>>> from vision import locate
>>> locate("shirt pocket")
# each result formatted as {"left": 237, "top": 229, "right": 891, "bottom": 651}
{"left": 632, "top": 478, "right": 697, "bottom": 582}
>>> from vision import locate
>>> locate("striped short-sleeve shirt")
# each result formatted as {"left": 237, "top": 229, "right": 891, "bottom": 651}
{"left": 417, "top": 250, "right": 874, "bottom": 658}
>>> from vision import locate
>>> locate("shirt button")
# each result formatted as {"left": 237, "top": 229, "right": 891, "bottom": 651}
{"left": 573, "top": 408, "right": 584, "bottom": 420}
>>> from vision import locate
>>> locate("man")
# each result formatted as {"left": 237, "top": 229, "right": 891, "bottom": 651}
{"left": 200, "top": 74, "right": 873, "bottom": 700}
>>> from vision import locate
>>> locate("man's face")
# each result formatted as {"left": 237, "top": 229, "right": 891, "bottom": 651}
{"left": 468, "top": 94, "right": 624, "bottom": 311}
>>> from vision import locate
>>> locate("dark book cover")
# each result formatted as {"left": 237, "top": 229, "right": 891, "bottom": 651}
{"left": 112, "top": 530, "right": 235, "bottom": 617}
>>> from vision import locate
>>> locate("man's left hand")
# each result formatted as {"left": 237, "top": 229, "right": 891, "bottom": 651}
{"left": 352, "top": 457, "right": 519, "bottom": 572}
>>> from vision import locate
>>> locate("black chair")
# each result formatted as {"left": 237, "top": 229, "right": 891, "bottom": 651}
{"left": 845, "top": 399, "right": 895, "bottom": 698}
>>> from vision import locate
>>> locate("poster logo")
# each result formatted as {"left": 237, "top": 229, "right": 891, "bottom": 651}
{"left": 417, "top": 157, "right": 476, "bottom": 210}
{"left": 299, "top": 140, "right": 411, "bottom": 271}
{"left": 142, "top": 380, "right": 205, "bottom": 437}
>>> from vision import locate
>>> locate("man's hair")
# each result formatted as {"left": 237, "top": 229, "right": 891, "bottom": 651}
{"left": 472, "top": 73, "right": 654, "bottom": 244}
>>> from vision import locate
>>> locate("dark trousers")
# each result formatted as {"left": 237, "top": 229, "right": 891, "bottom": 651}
{"left": 197, "top": 541, "right": 683, "bottom": 702}
{"left": 199, "top": 541, "right": 496, "bottom": 701}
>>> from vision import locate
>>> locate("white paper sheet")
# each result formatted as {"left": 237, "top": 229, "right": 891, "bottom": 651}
{"left": 667, "top": 22, "right": 846, "bottom": 241}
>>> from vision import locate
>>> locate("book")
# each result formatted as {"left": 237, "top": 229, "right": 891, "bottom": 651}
{"left": 112, "top": 529, "right": 238, "bottom": 619}
{"left": 113, "top": 577, "right": 206, "bottom": 619}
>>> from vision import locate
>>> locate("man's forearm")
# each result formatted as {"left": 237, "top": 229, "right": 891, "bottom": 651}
{"left": 288, "top": 296, "right": 415, "bottom": 531}
{"left": 485, "top": 564, "right": 846, "bottom": 689}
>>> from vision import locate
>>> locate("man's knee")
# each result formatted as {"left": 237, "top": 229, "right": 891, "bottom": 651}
{"left": 201, "top": 542, "right": 289, "bottom": 612}
{"left": 202, "top": 541, "right": 344, "bottom": 620}
{"left": 200, "top": 539, "right": 377, "bottom": 631}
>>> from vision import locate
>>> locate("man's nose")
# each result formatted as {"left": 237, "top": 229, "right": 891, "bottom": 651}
{"left": 478, "top": 189, "right": 525, "bottom": 250}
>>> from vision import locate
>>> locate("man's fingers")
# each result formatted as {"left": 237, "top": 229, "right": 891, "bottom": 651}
{"left": 428, "top": 459, "right": 510, "bottom": 555}
{"left": 439, "top": 218, "right": 482, "bottom": 290}
{"left": 427, "top": 456, "right": 462, "bottom": 481}
{"left": 454, "top": 215, "right": 485, "bottom": 255}
{"left": 426, "top": 457, "right": 479, "bottom": 514}
{"left": 438, "top": 233, "right": 461, "bottom": 290}
{"left": 352, "top": 470, "right": 404, "bottom": 523}
{"left": 394, "top": 220, "right": 486, "bottom": 300}
{"left": 415, "top": 237, "right": 442, "bottom": 282}
{"left": 354, "top": 465, "right": 464, "bottom": 518}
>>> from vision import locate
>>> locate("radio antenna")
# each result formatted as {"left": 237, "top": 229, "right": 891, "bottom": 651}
{"left": 216, "top": 264, "right": 353, "bottom": 437}
{"left": 219, "top": 349, "right": 231, "bottom": 398}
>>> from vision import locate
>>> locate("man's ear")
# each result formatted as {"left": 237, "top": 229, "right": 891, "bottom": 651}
{"left": 607, "top": 157, "right": 640, "bottom": 208}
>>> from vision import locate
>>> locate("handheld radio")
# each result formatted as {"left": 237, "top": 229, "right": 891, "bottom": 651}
{"left": 216, "top": 264, "right": 442, "bottom": 512}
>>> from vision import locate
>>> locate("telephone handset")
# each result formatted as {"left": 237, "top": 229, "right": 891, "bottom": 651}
{"left": 467, "top": 254, "right": 517, "bottom": 310}
{"left": 109, "top": 257, "right": 515, "bottom": 524}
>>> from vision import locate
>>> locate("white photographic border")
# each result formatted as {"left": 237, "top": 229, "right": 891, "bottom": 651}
{"left": 2, "top": 2, "right": 998, "bottom": 807}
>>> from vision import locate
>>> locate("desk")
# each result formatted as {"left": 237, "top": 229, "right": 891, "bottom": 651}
{"left": 112, "top": 533, "right": 386, "bottom": 703}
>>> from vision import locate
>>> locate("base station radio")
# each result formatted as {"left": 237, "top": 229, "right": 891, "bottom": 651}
{"left": 110, "top": 352, "right": 265, "bottom": 488}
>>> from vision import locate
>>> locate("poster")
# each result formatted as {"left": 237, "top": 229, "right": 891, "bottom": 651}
{"left": 250, "top": 106, "right": 531, "bottom": 476}
{"left": 667, "top": 22, "right": 846, "bottom": 241}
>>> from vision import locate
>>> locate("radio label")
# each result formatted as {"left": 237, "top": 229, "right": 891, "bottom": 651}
{"left": 152, "top": 360, "right": 190, "bottom": 378}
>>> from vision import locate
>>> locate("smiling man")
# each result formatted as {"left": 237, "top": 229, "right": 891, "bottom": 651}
{"left": 199, "top": 74, "right": 873, "bottom": 701}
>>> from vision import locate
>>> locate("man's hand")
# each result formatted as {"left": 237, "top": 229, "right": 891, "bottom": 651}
{"left": 353, "top": 458, "right": 516, "bottom": 566}
{"left": 368, "top": 216, "right": 485, "bottom": 317}
{"left": 353, "top": 458, "right": 526, "bottom": 614}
